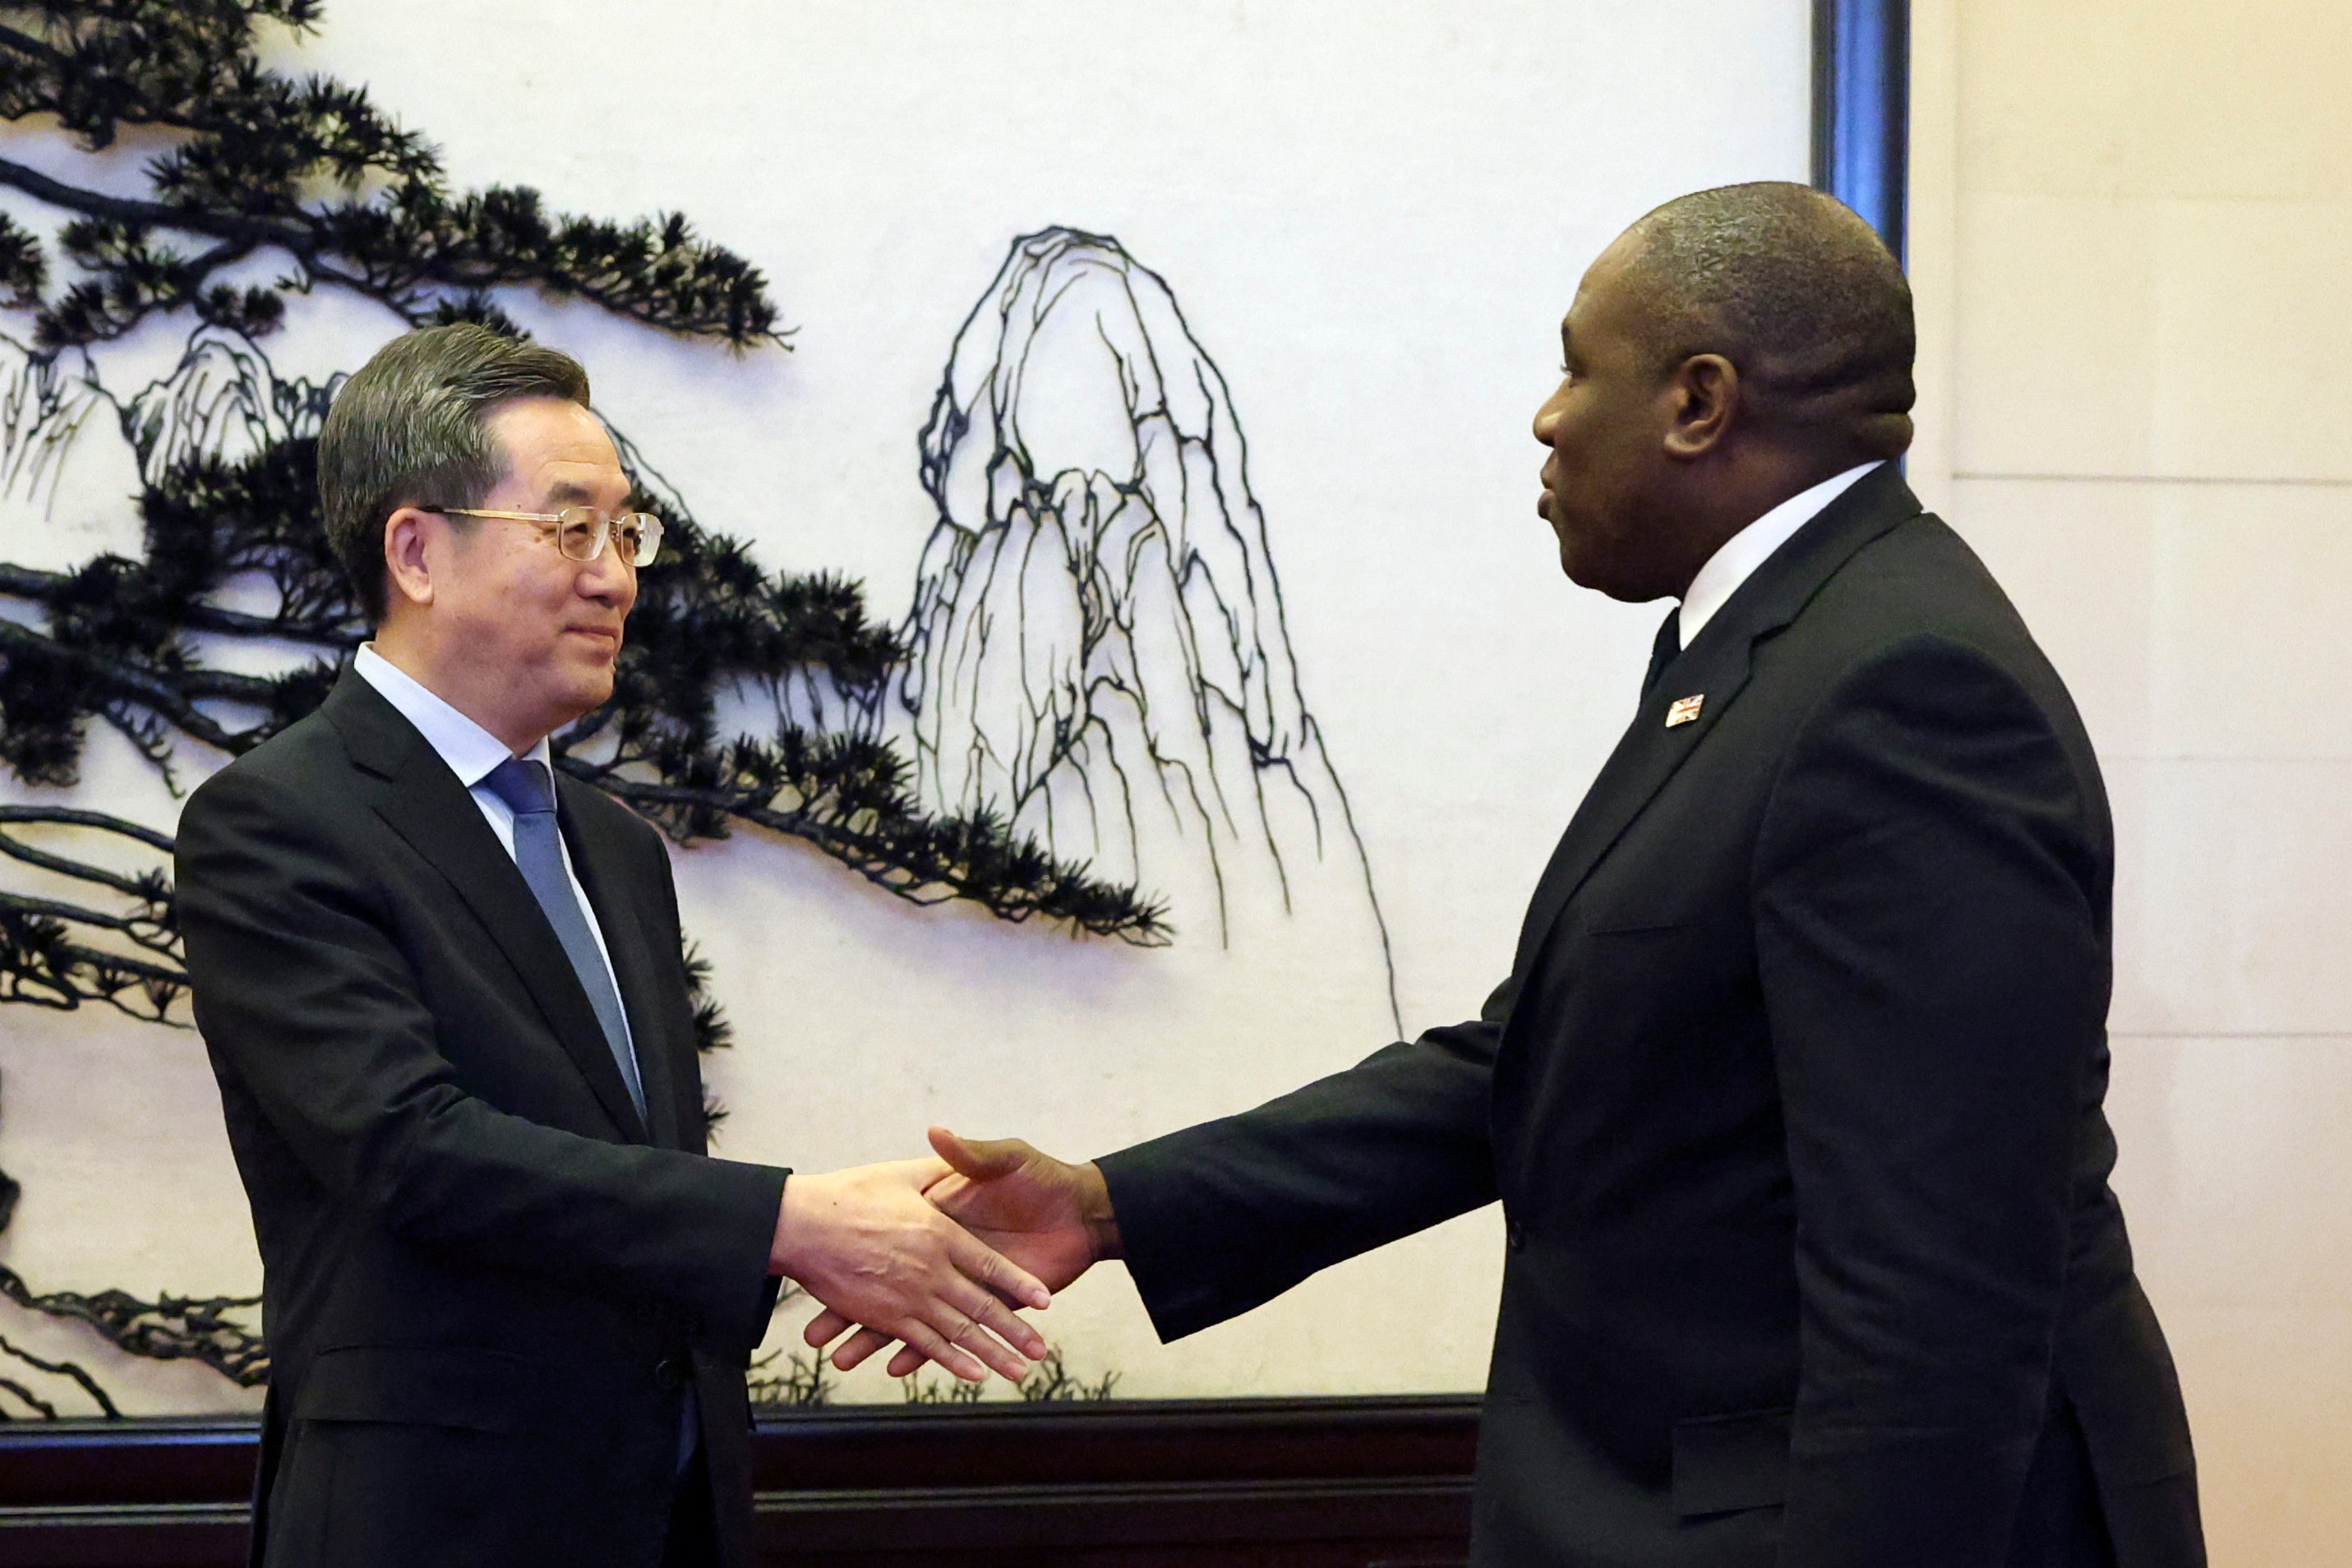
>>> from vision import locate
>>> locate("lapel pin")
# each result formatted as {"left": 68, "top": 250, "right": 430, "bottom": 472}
{"left": 1665, "top": 694, "right": 1704, "bottom": 728}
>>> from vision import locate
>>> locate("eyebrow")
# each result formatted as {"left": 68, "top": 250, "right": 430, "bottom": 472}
{"left": 1559, "top": 322, "right": 1579, "bottom": 365}
{"left": 542, "top": 479, "right": 603, "bottom": 506}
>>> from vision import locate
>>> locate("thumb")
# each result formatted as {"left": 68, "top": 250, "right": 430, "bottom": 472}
{"left": 929, "top": 1125, "right": 1036, "bottom": 1181}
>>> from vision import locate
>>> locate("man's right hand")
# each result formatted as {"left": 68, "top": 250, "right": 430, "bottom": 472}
{"left": 769, "top": 1156, "right": 1054, "bottom": 1383}
{"left": 803, "top": 1128, "right": 1119, "bottom": 1378}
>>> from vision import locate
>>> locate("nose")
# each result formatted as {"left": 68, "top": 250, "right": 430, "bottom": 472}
{"left": 578, "top": 541, "right": 637, "bottom": 612}
{"left": 1533, "top": 381, "right": 1566, "bottom": 445}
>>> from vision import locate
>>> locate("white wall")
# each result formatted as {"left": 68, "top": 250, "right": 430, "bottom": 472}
{"left": 1910, "top": 2, "right": 2352, "bottom": 1559}
{"left": 0, "top": 1, "right": 1813, "bottom": 1412}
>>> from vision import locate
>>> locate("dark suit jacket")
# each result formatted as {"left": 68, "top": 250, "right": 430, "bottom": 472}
{"left": 1098, "top": 468, "right": 2203, "bottom": 1568}
{"left": 177, "top": 671, "right": 789, "bottom": 1568}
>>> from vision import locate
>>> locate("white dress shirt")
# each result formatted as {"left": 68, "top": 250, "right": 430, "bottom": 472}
{"left": 353, "top": 643, "right": 635, "bottom": 1059}
{"left": 1677, "top": 461, "right": 1883, "bottom": 647}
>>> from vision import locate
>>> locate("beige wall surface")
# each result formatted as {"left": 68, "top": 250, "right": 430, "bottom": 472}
{"left": 1912, "top": 2, "right": 2352, "bottom": 1560}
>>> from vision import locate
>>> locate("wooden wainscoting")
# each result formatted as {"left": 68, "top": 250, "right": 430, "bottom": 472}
{"left": 0, "top": 1395, "right": 1479, "bottom": 1566}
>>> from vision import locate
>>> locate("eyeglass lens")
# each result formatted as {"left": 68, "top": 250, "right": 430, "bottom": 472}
{"left": 553, "top": 507, "right": 662, "bottom": 567}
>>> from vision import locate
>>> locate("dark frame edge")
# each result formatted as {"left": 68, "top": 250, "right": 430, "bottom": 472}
{"left": 1812, "top": 0, "right": 1912, "bottom": 260}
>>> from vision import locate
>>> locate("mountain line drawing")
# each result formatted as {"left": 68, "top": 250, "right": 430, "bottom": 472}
{"left": 897, "top": 228, "right": 1398, "bottom": 1028}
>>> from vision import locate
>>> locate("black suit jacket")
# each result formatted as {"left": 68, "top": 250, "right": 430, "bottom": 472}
{"left": 177, "top": 671, "right": 789, "bottom": 1568}
{"left": 1099, "top": 468, "right": 2202, "bottom": 1568}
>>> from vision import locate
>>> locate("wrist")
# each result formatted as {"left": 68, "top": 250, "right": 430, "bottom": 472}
{"left": 1077, "top": 1161, "right": 1123, "bottom": 1261}
{"left": 770, "top": 1171, "right": 821, "bottom": 1279}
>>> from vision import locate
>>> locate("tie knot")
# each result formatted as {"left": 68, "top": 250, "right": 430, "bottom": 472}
{"left": 1641, "top": 608, "right": 1684, "bottom": 700}
{"left": 483, "top": 756, "right": 556, "bottom": 817}
{"left": 1653, "top": 607, "right": 1684, "bottom": 664}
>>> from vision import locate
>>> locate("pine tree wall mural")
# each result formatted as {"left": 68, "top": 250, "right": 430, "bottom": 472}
{"left": 0, "top": 1, "right": 1171, "bottom": 1415}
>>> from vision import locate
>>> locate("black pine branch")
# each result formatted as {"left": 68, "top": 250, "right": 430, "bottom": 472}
{"left": 0, "top": 1264, "right": 265, "bottom": 1395}
{"left": 0, "top": 1329, "right": 119, "bottom": 1418}
{"left": 0, "top": 805, "right": 186, "bottom": 1019}
{"left": 0, "top": 2, "right": 786, "bottom": 348}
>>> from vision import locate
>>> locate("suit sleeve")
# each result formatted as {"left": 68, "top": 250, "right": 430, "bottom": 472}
{"left": 1096, "top": 980, "right": 1509, "bottom": 1342}
{"left": 1752, "top": 634, "right": 2109, "bottom": 1567}
{"left": 175, "top": 764, "right": 787, "bottom": 1357}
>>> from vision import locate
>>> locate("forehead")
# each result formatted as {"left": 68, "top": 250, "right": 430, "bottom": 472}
{"left": 1562, "top": 235, "right": 1651, "bottom": 357}
{"left": 484, "top": 397, "right": 628, "bottom": 503}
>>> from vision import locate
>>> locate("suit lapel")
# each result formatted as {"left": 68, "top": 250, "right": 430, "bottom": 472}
{"left": 1511, "top": 626, "right": 1757, "bottom": 975}
{"left": 321, "top": 673, "right": 653, "bottom": 1144}
{"left": 1512, "top": 465, "right": 1925, "bottom": 974}
{"left": 559, "top": 778, "right": 687, "bottom": 1151}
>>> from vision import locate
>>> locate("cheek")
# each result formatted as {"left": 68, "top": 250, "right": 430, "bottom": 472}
{"left": 457, "top": 572, "right": 569, "bottom": 648}
{"left": 1550, "top": 405, "right": 1619, "bottom": 482}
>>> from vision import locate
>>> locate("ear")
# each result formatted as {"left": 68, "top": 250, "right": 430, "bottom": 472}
{"left": 381, "top": 506, "right": 444, "bottom": 611}
{"left": 1662, "top": 353, "right": 1740, "bottom": 459}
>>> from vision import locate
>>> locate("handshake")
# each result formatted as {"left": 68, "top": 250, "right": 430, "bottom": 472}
{"left": 767, "top": 1128, "right": 1121, "bottom": 1384}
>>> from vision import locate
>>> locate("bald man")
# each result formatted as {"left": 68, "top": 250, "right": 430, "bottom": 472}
{"left": 810, "top": 185, "right": 2203, "bottom": 1568}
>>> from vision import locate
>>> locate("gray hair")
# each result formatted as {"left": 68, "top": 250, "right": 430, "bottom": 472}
{"left": 317, "top": 324, "right": 593, "bottom": 622}
{"left": 1621, "top": 182, "right": 1915, "bottom": 461}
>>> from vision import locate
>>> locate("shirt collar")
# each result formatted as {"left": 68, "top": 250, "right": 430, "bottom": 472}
{"left": 353, "top": 643, "right": 551, "bottom": 787}
{"left": 1677, "top": 460, "right": 1883, "bottom": 647}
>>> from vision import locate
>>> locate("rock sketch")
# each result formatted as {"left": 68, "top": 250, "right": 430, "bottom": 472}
{"left": 900, "top": 228, "right": 1399, "bottom": 1027}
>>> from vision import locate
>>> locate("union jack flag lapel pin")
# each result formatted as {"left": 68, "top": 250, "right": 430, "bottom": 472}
{"left": 1665, "top": 694, "right": 1705, "bottom": 728}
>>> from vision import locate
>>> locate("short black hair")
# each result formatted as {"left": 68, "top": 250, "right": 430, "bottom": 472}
{"left": 1619, "top": 181, "right": 1914, "bottom": 461}
{"left": 316, "top": 324, "right": 593, "bottom": 623}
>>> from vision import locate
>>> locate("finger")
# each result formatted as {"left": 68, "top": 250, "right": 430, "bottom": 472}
{"left": 803, "top": 1309, "right": 854, "bottom": 1349}
{"left": 830, "top": 1326, "right": 896, "bottom": 1372}
{"left": 927, "top": 1307, "right": 1032, "bottom": 1382}
{"left": 929, "top": 1125, "right": 1035, "bottom": 1182}
{"left": 920, "top": 1168, "right": 972, "bottom": 1202}
{"left": 887, "top": 1344, "right": 932, "bottom": 1379}
{"left": 949, "top": 1227, "right": 1051, "bottom": 1312}
{"left": 879, "top": 1154, "right": 953, "bottom": 1188}
{"left": 897, "top": 1317, "right": 989, "bottom": 1383}
{"left": 940, "top": 1272, "right": 1048, "bottom": 1361}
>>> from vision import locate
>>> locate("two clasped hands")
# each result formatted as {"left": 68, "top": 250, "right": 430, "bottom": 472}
{"left": 767, "top": 1129, "right": 1114, "bottom": 1384}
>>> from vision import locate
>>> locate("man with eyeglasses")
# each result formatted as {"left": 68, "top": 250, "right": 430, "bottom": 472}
{"left": 174, "top": 325, "right": 1051, "bottom": 1568}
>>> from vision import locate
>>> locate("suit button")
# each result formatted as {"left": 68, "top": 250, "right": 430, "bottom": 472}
{"left": 654, "top": 1356, "right": 689, "bottom": 1390}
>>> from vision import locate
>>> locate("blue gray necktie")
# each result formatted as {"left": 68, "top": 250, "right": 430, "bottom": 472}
{"left": 482, "top": 758, "right": 693, "bottom": 1470}
{"left": 482, "top": 757, "right": 646, "bottom": 1121}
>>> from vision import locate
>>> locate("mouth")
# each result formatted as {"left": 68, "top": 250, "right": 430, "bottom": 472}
{"left": 565, "top": 627, "right": 621, "bottom": 650}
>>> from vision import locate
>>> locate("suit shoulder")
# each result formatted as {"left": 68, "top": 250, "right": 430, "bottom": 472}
{"left": 1815, "top": 514, "right": 2032, "bottom": 648}
{"left": 182, "top": 706, "right": 353, "bottom": 825}
{"left": 1761, "top": 514, "right": 2102, "bottom": 788}
{"left": 1792, "top": 514, "right": 2078, "bottom": 704}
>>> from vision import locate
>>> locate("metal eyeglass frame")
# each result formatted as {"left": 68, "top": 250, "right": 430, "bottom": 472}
{"left": 427, "top": 505, "right": 665, "bottom": 567}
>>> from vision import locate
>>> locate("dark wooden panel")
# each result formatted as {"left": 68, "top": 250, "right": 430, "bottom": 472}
{"left": 0, "top": 1395, "right": 1479, "bottom": 1568}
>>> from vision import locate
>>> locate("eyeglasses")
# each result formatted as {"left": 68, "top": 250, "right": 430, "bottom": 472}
{"left": 428, "top": 506, "right": 664, "bottom": 568}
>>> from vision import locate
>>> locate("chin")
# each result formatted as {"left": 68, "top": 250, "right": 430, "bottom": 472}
{"left": 554, "top": 666, "right": 617, "bottom": 720}
{"left": 1553, "top": 533, "right": 1602, "bottom": 591}
{"left": 1557, "top": 546, "right": 1646, "bottom": 604}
